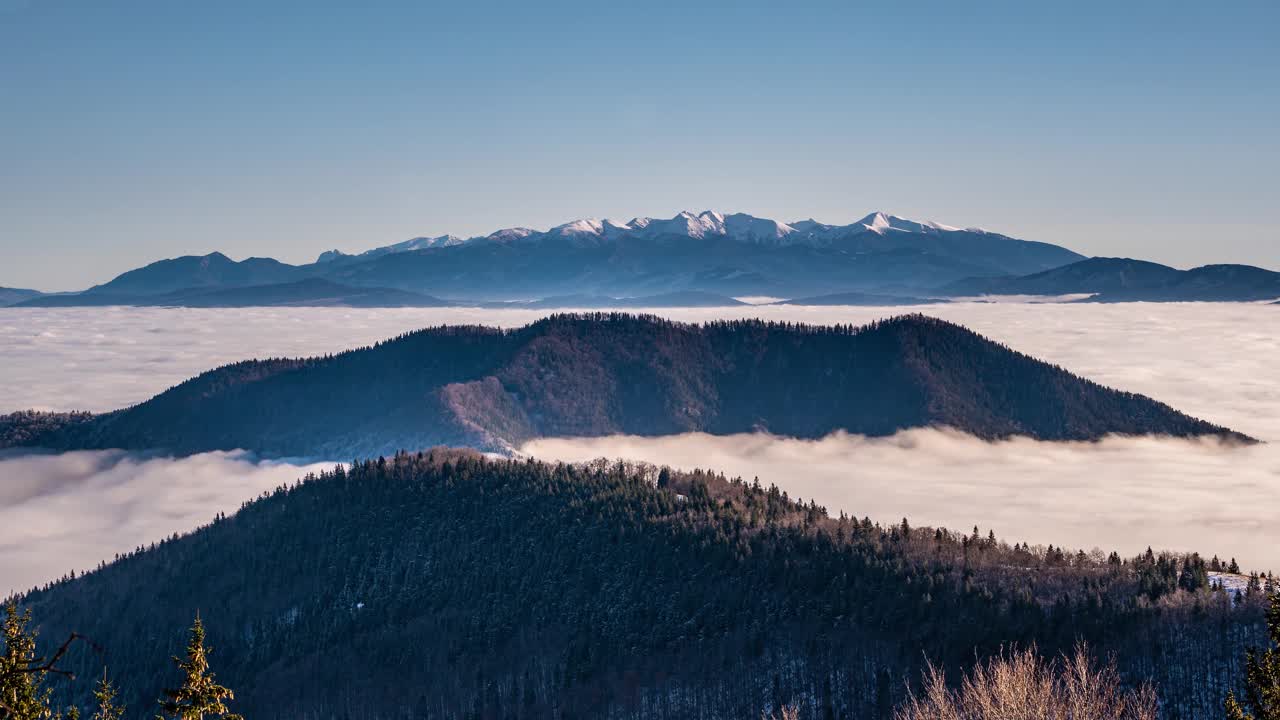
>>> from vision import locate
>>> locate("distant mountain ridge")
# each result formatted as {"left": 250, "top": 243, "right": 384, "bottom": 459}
{"left": 0, "top": 286, "right": 42, "bottom": 306}
{"left": 314, "top": 210, "right": 1083, "bottom": 298}
{"left": 11, "top": 210, "right": 1277, "bottom": 305}
{"left": 10, "top": 210, "right": 1086, "bottom": 302}
{"left": 942, "top": 257, "right": 1280, "bottom": 302}
{"left": 21, "top": 278, "right": 452, "bottom": 308}
{"left": 81, "top": 252, "right": 303, "bottom": 296}
{"left": 326, "top": 210, "right": 1004, "bottom": 259}
{"left": 3, "top": 314, "right": 1247, "bottom": 458}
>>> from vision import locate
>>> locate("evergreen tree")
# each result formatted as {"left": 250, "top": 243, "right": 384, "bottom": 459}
{"left": 89, "top": 670, "right": 123, "bottom": 720}
{"left": 1179, "top": 553, "right": 1208, "bottom": 592}
{"left": 0, "top": 603, "right": 52, "bottom": 720}
{"left": 157, "top": 616, "right": 241, "bottom": 720}
{"left": 1226, "top": 592, "right": 1280, "bottom": 720}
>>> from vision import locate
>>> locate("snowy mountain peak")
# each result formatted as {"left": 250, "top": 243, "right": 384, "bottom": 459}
{"left": 551, "top": 218, "right": 607, "bottom": 236}
{"left": 485, "top": 227, "right": 537, "bottom": 242}
{"left": 723, "top": 213, "right": 794, "bottom": 241}
{"left": 859, "top": 211, "right": 893, "bottom": 232}
{"left": 332, "top": 209, "right": 1004, "bottom": 259}
{"left": 852, "top": 212, "right": 964, "bottom": 235}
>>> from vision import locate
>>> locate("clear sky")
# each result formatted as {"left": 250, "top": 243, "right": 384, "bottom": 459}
{"left": 1, "top": 0, "right": 1277, "bottom": 291}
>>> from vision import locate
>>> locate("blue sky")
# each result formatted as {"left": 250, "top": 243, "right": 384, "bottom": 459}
{"left": 2, "top": 0, "right": 1277, "bottom": 290}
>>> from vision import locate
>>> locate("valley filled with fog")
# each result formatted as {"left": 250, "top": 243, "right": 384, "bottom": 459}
{"left": 1, "top": 302, "right": 1276, "bottom": 593}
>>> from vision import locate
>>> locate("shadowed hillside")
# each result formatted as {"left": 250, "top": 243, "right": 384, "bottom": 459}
{"left": 2, "top": 314, "right": 1245, "bottom": 458}
{"left": 16, "top": 451, "right": 1264, "bottom": 719}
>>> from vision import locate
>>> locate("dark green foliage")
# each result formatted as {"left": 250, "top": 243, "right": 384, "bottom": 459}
{"left": 17, "top": 451, "right": 1263, "bottom": 719}
{"left": 1, "top": 604, "right": 51, "bottom": 720}
{"left": 1227, "top": 594, "right": 1280, "bottom": 720}
{"left": 89, "top": 670, "right": 122, "bottom": 720}
{"left": 6, "top": 314, "right": 1246, "bottom": 457}
{"left": 0, "top": 604, "right": 95, "bottom": 720}
{"left": 158, "top": 617, "right": 241, "bottom": 720}
{"left": 0, "top": 412, "right": 93, "bottom": 450}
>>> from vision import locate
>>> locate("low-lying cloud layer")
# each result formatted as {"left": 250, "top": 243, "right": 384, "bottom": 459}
{"left": 1, "top": 302, "right": 1277, "bottom": 589}
{"left": 0, "top": 449, "right": 330, "bottom": 596}
{"left": 3, "top": 303, "right": 1276, "bottom": 439}
{"left": 523, "top": 430, "right": 1280, "bottom": 572}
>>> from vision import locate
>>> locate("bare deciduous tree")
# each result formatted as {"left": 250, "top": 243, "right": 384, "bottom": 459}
{"left": 896, "top": 644, "right": 1158, "bottom": 720}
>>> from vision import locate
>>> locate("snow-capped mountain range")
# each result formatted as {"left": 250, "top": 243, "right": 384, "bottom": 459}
{"left": 27, "top": 209, "right": 1094, "bottom": 303}
{"left": 318, "top": 210, "right": 995, "bottom": 261}
{"left": 18, "top": 209, "right": 1278, "bottom": 305}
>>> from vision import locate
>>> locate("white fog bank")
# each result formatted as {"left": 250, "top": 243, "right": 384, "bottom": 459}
{"left": 523, "top": 430, "right": 1280, "bottom": 573}
{"left": 0, "top": 302, "right": 1277, "bottom": 591}
{"left": 2, "top": 303, "right": 1276, "bottom": 440}
{"left": 0, "top": 450, "right": 331, "bottom": 596}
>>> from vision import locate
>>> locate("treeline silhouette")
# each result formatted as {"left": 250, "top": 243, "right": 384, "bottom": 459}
{"left": 1, "top": 314, "right": 1246, "bottom": 458}
{"left": 13, "top": 450, "right": 1266, "bottom": 719}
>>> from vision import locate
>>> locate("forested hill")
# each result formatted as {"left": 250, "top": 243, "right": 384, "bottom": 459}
{"left": 17, "top": 451, "right": 1264, "bottom": 718}
{"left": 4, "top": 314, "right": 1245, "bottom": 458}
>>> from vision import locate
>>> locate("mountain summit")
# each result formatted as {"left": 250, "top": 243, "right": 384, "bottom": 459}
{"left": 18, "top": 210, "right": 1090, "bottom": 302}
{"left": 335, "top": 210, "right": 1002, "bottom": 256}
{"left": 4, "top": 314, "right": 1246, "bottom": 458}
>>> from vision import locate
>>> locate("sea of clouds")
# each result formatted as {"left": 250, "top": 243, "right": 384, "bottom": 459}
{"left": 0, "top": 302, "right": 1277, "bottom": 592}
{"left": 0, "top": 448, "right": 332, "bottom": 595}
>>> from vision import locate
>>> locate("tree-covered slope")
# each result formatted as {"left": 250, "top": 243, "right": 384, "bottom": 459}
{"left": 81, "top": 252, "right": 307, "bottom": 296}
{"left": 940, "top": 257, "right": 1280, "bottom": 302}
{"left": 17, "top": 278, "right": 453, "bottom": 308}
{"left": 5, "top": 314, "right": 1245, "bottom": 458}
{"left": 16, "top": 451, "right": 1264, "bottom": 719}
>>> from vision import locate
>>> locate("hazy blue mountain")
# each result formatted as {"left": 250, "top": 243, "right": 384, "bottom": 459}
{"left": 774, "top": 291, "right": 942, "bottom": 306}
{"left": 17, "top": 279, "right": 452, "bottom": 308}
{"left": 940, "top": 257, "right": 1280, "bottom": 302}
{"left": 36, "top": 211, "right": 1087, "bottom": 303}
{"left": 23, "top": 214, "right": 1278, "bottom": 303}
{"left": 0, "top": 286, "right": 42, "bottom": 306}
{"left": 5, "top": 314, "right": 1245, "bottom": 459}
{"left": 19, "top": 450, "right": 1255, "bottom": 719}
{"left": 318, "top": 210, "right": 1084, "bottom": 299}
{"left": 142, "top": 278, "right": 453, "bottom": 308}
{"left": 1084, "top": 264, "right": 1280, "bottom": 302}
{"left": 315, "top": 233, "right": 470, "bottom": 264}
{"left": 83, "top": 252, "right": 308, "bottom": 296}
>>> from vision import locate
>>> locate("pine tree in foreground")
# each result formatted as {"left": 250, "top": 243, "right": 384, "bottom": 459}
{"left": 89, "top": 670, "right": 123, "bottom": 720}
{"left": 1226, "top": 593, "right": 1280, "bottom": 720}
{"left": 157, "top": 615, "right": 241, "bottom": 720}
{"left": 0, "top": 603, "right": 52, "bottom": 720}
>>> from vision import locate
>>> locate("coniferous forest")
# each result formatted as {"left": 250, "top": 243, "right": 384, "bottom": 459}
{"left": 0, "top": 314, "right": 1247, "bottom": 459}
{"left": 8, "top": 450, "right": 1271, "bottom": 719}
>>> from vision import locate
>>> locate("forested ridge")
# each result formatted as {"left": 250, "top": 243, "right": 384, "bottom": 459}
{"left": 12, "top": 450, "right": 1267, "bottom": 719}
{"left": 1, "top": 314, "right": 1247, "bottom": 458}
